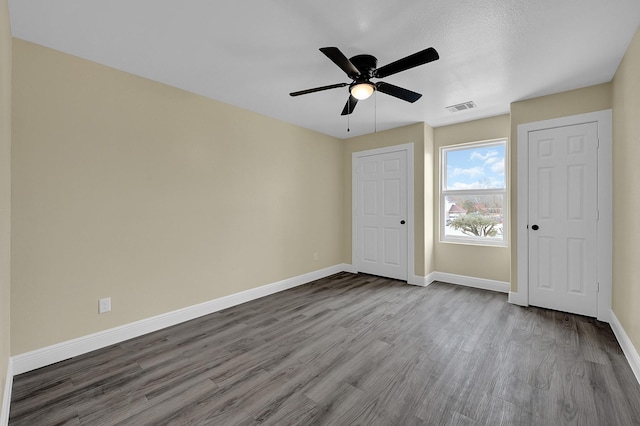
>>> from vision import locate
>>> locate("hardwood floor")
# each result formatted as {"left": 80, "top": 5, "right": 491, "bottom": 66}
{"left": 9, "top": 272, "right": 640, "bottom": 425}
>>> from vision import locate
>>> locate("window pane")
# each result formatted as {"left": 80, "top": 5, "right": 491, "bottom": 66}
{"left": 445, "top": 144, "right": 505, "bottom": 190}
{"left": 443, "top": 194, "right": 504, "bottom": 240}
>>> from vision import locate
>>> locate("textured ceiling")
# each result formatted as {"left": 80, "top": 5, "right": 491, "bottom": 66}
{"left": 8, "top": 0, "right": 640, "bottom": 138}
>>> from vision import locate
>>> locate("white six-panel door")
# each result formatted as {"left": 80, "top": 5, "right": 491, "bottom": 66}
{"left": 354, "top": 149, "right": 408, "bottom": 281}
{"left": 528, "top": 122, "right": 599, "bottom": 316}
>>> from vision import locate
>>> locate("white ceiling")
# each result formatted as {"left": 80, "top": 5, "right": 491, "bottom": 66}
{"left": 8, "top": 0, "right": 640, "bottom": 138}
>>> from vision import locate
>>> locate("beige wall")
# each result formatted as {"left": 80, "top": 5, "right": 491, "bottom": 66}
{"left": 0, "top": 0, "right": 11, "bottom": 415}
{"left": 343, "top": 123, "right": 433, "bottom": 278}
{"left": 11, "top": 39, "right": 345, "bottom": 354}
{"left": 433, "top": 115, "right": 510, "bottom": 282}
{"left": 509, "top": 83, "right": 612, "bottom": 291}
{"left": 612, "top": 27, "right": 640, "bottom": 356}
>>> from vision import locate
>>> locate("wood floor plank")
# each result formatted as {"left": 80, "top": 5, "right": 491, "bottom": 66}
{"left": 235, "top": 367, "right": 314, "bottom": 421}
{"left": 323, "top": 394, "right": 396, "bottom": 426}
{"left": 9, "top": 272, "right": 640, "bottom": 425}
{"left": 373, "top": 351, "right": 444, "bottom": 422}
{"left": 482, "top": 396, "right": 541, "bottom": 425}
{"left": 549, "top": 366, "right": 598, "bottom": 425}
{"left": 302, "top": 381, "right": 366, "bottom": 425}
{"left": 257, "top": 392, "right": 321, "bottom": 426}
{"left": 122, "top": 377, "right": 220, "bottom": 425}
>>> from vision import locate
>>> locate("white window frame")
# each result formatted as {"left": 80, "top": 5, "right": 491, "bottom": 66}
{"left": 440, "top": 138, "right": 508, "bottom": 247}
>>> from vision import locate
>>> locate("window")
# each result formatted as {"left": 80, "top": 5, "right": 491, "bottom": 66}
{"left": 440, "top": 139, "right": 507, "bottom": 246}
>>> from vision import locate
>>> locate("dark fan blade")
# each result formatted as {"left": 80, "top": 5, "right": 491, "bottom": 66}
{"left": 290, "top": 83, "right": 348, "bottom": 97}
{"left": 320, "top": 47, "right": 361, "bottom": 78}
{"left": 376, "top": 82, "right": 422, "bottom": 103}
{"left": 374, "top": 47, "right": 439, "bottom": 78}
{"left": 341, "top": 95, "right": 359, "bottom": 116}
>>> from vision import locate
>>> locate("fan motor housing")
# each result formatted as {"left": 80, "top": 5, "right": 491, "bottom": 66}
{"left": 349, "top": 54, "right": 377, "bottom": 79}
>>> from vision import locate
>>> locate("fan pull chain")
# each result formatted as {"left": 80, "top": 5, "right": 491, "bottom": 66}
{"left": 347, "top": 99, "right": 350, "bottom": 132}
{"left": 374, "top": 90, "right": 377, "bottom": 133}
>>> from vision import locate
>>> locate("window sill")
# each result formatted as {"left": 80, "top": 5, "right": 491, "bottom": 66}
{"left": 439, "top": 237, "right": 508, "bottom": 248}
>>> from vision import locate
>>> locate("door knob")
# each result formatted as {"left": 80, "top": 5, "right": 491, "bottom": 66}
{"left": 400, "top": 220, "right": 406, "bottom": 225}
{"left": 531, "top": 224, "right": 539, "bottom": 230}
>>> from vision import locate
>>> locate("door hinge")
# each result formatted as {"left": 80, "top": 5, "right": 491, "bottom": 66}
{"left": 597, "top": 282, "right": 600, "bottom": 292}
{"left": 597, "top": 209, "right": 600, "bottom": 221}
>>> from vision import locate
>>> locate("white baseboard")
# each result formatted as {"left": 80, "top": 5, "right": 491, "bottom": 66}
{"left": 408, "top": 274, "right": 429, "bottom": 287}
{"left": 11, "top": 264, "right": 351, "bottom": 376}
{"left": 609, "top": 310, "right": 640, "bottom": 386}
{"left": 1, "top": 358, "right": 13, "bottom": 426}
{"left": 422, "top": 272, "right": 437, "bottom": 287}
{"left": 430, "top": 272, "right": 510, "bottom": 294}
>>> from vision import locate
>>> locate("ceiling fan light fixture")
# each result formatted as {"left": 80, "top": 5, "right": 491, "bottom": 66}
{"left": 291, "top": 46, "right": 438, "bottom": 115}
{"left": 350, "top": 83, "right": 375, "bottom": 100}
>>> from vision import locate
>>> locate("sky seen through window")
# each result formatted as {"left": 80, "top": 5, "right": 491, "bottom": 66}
{"left": 445, "top": 144, "right": 505, "bottom": 190}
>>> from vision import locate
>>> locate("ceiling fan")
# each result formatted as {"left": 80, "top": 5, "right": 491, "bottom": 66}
{"left": 290, "top": 46, "right": 439, "bottom": 115}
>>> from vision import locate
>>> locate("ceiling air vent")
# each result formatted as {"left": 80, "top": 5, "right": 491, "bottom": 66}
{"left": 446, "top": 101, "right": 477, "bottom": 113}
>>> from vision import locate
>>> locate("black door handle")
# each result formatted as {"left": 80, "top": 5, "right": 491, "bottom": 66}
{"left": 531, "top": 224, "right": 539, "bottom": 230}
{"left": 400, "top": 220, "right": 406, "bottom": 225}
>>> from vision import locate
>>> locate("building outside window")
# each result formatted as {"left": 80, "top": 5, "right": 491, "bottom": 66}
{"left": 440, "top": 139, "right": 507, "bottom": 246}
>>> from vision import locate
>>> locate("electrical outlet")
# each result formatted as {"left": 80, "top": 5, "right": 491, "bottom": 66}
{"left": 99, "top": 297, "right": 111, "bottom": 314}
{"left": 313, "top": 252, "right": 318, "bottom": 261}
